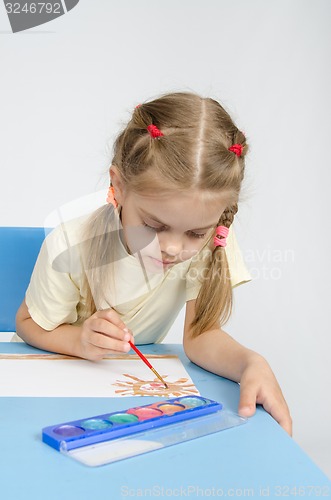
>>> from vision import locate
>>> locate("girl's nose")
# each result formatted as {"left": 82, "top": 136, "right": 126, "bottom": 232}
{"left": 161, "top": 236, "right": 184, "bottom": 257}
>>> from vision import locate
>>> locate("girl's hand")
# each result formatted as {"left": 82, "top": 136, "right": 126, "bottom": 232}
{"left": 78, "top": 308, "right": 134, "bottom": 361}
{"left": 238, "top": 354, "right": 292, "bottom": 436}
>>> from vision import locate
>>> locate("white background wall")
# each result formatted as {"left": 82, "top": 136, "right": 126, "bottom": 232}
{"left": 1, "top": 0, "right": 330, "bottom": 478}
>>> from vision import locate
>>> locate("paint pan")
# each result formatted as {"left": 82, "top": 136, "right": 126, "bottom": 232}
{"left": 42, "top": 396, "right": 246, "bottom": 466}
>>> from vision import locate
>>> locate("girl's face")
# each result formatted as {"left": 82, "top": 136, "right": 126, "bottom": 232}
{"left": 117, "top": 188, "right": 230, "bottom": 271}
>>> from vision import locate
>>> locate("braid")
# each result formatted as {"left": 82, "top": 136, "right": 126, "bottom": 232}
{"left": 190, "top": 203, "right": 239, "bottom": 338}
{"left": 219, "top": 204, "right": 238, "bottom": 228}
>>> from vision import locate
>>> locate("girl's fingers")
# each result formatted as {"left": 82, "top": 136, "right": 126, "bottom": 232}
{"left": 91, "top": 317, "right": 130, "bottom": 341}
{"left": 272, "top": 408, "right": 293, "bottom": 436}
{"left": 89, "top": 331, "right": 131, "bottom": 353}
{"left": 238, "top": 383, "right": 257, "bottom": 417}
{"left": 81, "top": 308, "right": 134, "bottom": 359}
{"left": 98, "top": 308, "right": 127, "bottom": 330}
{"left": 239, "top": 379, "right": 293, "bottom": 436}
{"left": 262, "top": 396, "right": 293, "bottom": 436}
{"left": 94, "top": 309, "right": 134, "bottom": 340}
{"left": 278, "top": 413, "right": 293, "bottom": 436}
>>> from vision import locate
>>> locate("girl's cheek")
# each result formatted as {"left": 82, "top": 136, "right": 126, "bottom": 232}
{"left": 125, "top": 225, "right": 159, "bottom": 254}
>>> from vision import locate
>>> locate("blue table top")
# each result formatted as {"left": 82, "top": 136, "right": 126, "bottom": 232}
{"left": 1, "top": 342, "right": 330, "bottom": 499}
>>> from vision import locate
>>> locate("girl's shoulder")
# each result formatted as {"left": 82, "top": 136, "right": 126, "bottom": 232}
{"left": 43, "top": 215, "right": 90, "bottom": 275}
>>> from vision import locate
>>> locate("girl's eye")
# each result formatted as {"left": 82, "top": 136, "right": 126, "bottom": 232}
{"left": 143, "top": 222, "right": 206, "bottom": 239}
{"left": 188, "top": 231, "right": 206, "bottom": 239}
{"left": 143, "top": 222, "right": 165, "bottom": 233}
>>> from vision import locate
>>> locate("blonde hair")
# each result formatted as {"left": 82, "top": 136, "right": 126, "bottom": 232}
{"left": 82, "top": 92, "right": 247, "bottom": 337}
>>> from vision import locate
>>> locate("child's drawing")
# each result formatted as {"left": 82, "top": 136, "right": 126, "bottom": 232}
{"left": 0, "top": 354, "right": 200, "bottom": 397}
{"left": 112, "top": 373, "right": 199, "bottom": 397}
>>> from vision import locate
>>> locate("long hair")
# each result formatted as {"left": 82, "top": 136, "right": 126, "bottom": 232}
{"left": 82, "top": 92, "right": 247, "bottom": 336}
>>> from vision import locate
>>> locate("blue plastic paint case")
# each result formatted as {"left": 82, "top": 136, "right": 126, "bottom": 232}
{"left": 42, "top": 396, "right": 246, "bottom": 467}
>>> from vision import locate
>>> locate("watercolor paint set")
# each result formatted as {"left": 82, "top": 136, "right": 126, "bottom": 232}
{"left": 42, "top": 396, "right": 246, "bottom": 466}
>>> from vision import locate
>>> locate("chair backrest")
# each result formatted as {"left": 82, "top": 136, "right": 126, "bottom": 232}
{"left": 0, "top": 227, "right": 46, "bottom": 331}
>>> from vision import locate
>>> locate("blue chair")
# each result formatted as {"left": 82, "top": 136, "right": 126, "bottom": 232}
{"left": 0, "top": 227, "right": 46, "bottom": 331}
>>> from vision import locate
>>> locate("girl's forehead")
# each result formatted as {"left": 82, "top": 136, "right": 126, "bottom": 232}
{"left": 131, "top": 190, "right": 231, "bottom": 228}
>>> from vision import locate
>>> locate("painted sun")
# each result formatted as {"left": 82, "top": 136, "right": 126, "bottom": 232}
{"left": 112, "top": 373, "right": 199, "bottom": 397}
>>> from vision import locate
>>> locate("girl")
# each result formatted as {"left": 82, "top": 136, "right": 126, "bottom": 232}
{"left": 16, "top": 92, "right": 292, "bottom": 435}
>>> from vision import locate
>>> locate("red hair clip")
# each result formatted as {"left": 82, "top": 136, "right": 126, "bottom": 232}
{"left": 147, "top": 124, "right": 164, "bottom": 138}
{"left": 228, "top": 143, "right": 243, "bottom": 157}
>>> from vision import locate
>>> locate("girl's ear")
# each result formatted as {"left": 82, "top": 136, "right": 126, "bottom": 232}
{"left": 109, "top": 166, "right": 126, "bottom": 205}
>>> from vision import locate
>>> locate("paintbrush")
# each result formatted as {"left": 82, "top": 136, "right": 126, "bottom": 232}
{"left": 128, "top": 341, "right": 168, "bottom": 388}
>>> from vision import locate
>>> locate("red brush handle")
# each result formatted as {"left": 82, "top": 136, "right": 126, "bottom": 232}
{"left": 129, "top": 341, "right": 153, "bottom": 370}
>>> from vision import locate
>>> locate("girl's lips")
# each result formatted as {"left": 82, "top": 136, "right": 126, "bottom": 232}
{"left": 150, "top": 256, "right": 176, "bottom": 266}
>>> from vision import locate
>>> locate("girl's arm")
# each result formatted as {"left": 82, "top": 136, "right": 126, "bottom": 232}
{"left": 16, "top": 299, "right": 133, "bottom": 360}
{"left": 183, "top": 299, "right": 292, "bottom": 435}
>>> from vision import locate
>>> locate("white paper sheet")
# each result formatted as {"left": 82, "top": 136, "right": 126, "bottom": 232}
{"left": 0, "top": 354, "right": 199, "bottom": 397}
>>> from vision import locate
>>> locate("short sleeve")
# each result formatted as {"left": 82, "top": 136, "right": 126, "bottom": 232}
{"left": 186, "top": 226, "right": 252, "bottom": 302}
{"left": 25, "top": 223, "right": 83, "bottom": 331}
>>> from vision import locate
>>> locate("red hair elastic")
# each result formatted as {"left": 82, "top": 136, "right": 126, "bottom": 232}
{"left": 213, "top": 225, "right": 229, "bottom": 248}
{"left": 106, "top": 186, "right": 118, "bottom": 208}
{"left": 228, "top": 143, "right": 243, "bottom": 157}
{"left": 147, "top": 124, "right": 164, "bottom": 138}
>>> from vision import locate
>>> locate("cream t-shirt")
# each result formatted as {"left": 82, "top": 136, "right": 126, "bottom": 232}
{"left": 21, "top": 208, "right": 251, "bottom": 345}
